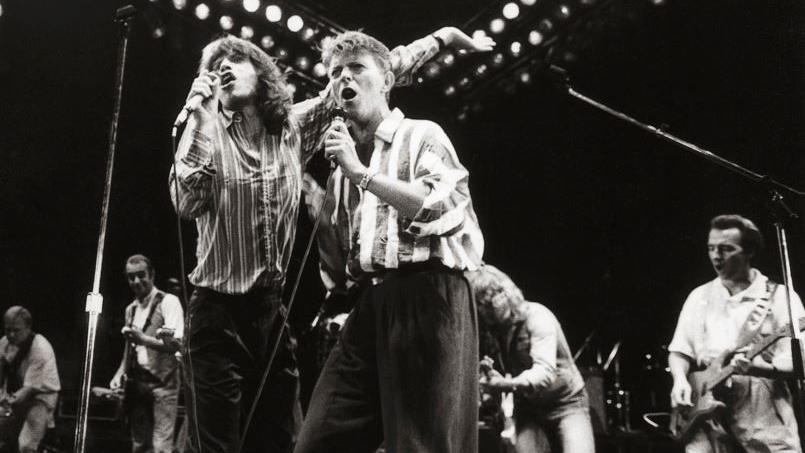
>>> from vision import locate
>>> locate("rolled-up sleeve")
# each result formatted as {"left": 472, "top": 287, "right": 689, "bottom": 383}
{"left": 24, "top": 337, "right": 60, "bottom": 395}
{"left": 390, "top": 35, "right": 440, "bottom": 86}
{"left": 404, "top": 124, "right": 471, "bottom": 237}
{"left": 161, "top": 294, "right": 186, "bottom": 340}
{"left": 169, "top": 122, "right": 216, "bottom": 219}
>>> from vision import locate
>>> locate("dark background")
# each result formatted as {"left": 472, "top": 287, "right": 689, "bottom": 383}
{"left": 0, "top": 0, "right": 803, "bottom": 429}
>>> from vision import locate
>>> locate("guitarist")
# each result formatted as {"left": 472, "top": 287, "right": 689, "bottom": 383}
{"left": 110, "top": 254, "right": 184, "bottom": 453}
{"left": 669, "top": 215, "right": 804, "bottom": 453}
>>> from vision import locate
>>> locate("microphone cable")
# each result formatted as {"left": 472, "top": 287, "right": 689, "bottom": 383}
{"left": 237, "top": 163, "right": 337, "bottom": 453}
{"left": 170, "top": 127, "right": 203, "bottom": 453}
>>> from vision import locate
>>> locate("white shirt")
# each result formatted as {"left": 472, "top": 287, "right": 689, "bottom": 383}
{"left": 132, "top": 288, "right": 184, "bottom": 367}
{"left": 669, "top": 269, "right": 805, "bottom": 369}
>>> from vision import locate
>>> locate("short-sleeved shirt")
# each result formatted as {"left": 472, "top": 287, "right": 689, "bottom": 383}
{"left": 0, "top": 334, "right": 60, "bottom": 410}
{"left": 131, "top": 288, "right": 184, "bottom": 367}
{"left": 669, "top": 269, "right": 805, "bottom": 369}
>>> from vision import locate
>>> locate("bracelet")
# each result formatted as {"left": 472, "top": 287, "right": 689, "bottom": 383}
{"left": 432, "top": 33, "right": 445, "bottom": 51}
{"left": 359, "top": 170, "right": 377, "bottom": 190}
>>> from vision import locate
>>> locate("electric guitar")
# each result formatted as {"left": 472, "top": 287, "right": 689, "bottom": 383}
{"left": 670, "top": 316, "right": 805, "bottom": 442}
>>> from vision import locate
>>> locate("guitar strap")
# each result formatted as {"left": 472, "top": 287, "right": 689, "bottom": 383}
{"left": 125, "top": 291, "right": 166, "bottom": 372}
{"left": 733, "top": 281, "right": 779, "bottom": 350}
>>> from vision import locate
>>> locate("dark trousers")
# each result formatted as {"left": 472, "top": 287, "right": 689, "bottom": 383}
{"left": 294, "top": 268, "right": 479, "bottom": 453}
{"left": 182, "top": 287, "right": 302, "bottom": 453}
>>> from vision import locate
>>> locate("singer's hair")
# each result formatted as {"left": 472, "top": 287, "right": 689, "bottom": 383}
{"left": 710, "top": 214, "right": 764, "bottom": 257}
{"left": 465, "top": 264, "right": 528, "bottom": 325}
{"left": 321, "top": 31, "right": 392, "bottom": 74}
{"left": 199, "top": 35, "right": 292, "bottom": 134}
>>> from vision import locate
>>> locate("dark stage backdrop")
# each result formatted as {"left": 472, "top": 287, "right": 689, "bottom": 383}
{"left": 0, "top": 0, "right": 803, "bottom": 424}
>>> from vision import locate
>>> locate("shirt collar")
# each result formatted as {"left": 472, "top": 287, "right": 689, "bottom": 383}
{"left": 137, "top": 287, "right": 158, "bottom": 306}
{"left": 374, "top": 108, "right": 405, "bottom": 144}
{"left": 715, "top": 268, "right": 768, "bottom": 301}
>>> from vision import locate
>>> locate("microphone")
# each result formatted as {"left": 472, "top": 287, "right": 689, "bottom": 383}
{"left": 328, "top": 107, "right": 347, "bottom": 169}
{"left": 173, "top": 71, "right": 221, "bottom": 128}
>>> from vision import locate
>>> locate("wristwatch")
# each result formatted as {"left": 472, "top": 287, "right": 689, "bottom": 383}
{"left": 359, "top": 170, "right": 377, "bottom": 190}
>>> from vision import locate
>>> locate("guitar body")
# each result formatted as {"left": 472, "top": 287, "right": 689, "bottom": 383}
{"left": 670, "top": 369, "right": 728, "bottom": 443}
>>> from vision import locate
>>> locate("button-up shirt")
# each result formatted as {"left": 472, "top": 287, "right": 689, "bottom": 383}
{"left": 170, "top": 36, "right": 439, "bottom": 295}
{"left": 325, "top": 108, "right": 484, "bottom": 279}
{"left": 669, "top": 269, "right": 805, "bottom": 369}
{"left": 130, "top": 287, "right": 184, "bottom": 367}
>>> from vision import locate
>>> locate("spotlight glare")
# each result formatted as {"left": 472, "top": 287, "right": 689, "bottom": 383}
{"left": 172, "top": 0, "right": 187, "bottom": 10}
{"left": 458, "top": 77, "right": 471, "bottom": 89}
{"left": 152, "top": 27, "right": 165, "bottom": 39}
{"left": 424, "top": 62, "right": 441, "bottom": 79}
{"left": 519, "top": 71, "right": 532, "bottom": 84}
{"left": 502, "top": 2, "right": 520, "bottom": 19}
{"left": 260, "top": 35, "right": 275, "bottom": 49}
{"left": 444, "top": 85, "right": 457, "bottom": 97}
{"left": 490, "top": 18, "right": 505, "bottom": 34}
{"left": 287, "top": 15, "right": 304, "bottom": 32}
{"left": 474, "top": 64, "right": 488, "bottom": 78}
{"left": 265, "top": 4, "right": 282, "bottom": 22}
{"left": 312, "top": 62, "right": 327, "bottom": 78}
{"left": 521, "top": 0, "right": 537, "bottom": 4}
{"left": 556, "top": 4, "right": 571, "bottom": 19}
{"left": 295, "top": 56, "right": 311, "bottom": 71}
{"left": 240, "top": 25, "right": 254, "bottom": 39}
{"left": 195, "top": 3, "right": 210, "bottom": 20}
{"left": 243, "top": 0, "right": 260, "bottom": 13}
{"left": 219, "top": 15, "right": 234, "bottom": 30}
{"left": 509, "top": 41, "right": 522, "bottom": 56}
{"left": 300, "top": 26, "right": 316, "bottom": 41}
{"left": 439, "top": 53, "right": 456, "bottom": 67}
{"left": 492, "top": 53, "right": 505, "bottom": 67}
{"left": 275, "top": 47, "right": 289, "bottom": 60}
{"left": 528, "top": 30, "right": 544, "bottom": 45}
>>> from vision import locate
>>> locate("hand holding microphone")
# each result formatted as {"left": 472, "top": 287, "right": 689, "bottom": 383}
{"left": 174, "top": 70, "right": 221, "bottom": 128}
{"left": 326, "top": 108, "right": 348, "bottom": 169}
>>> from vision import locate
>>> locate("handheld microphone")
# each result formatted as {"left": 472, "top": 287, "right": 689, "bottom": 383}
{"left": 328, "top": 107, "right": 348, "bottom": 169}
{"left": 173, "top": 71, "right": 221, "bottom": 128}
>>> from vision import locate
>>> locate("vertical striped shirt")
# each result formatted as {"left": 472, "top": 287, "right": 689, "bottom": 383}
{"left": 327, "top": 108, "right": 484, "bottom": 279}
{"left": 169, "top": 37, "right": 439, "bottom": 295}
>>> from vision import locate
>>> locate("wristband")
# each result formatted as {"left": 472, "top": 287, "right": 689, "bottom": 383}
{"left": 359, "top": 170, "right": 377, "bottom": 190}
{"left": 432, "top": 34, "right": 446, "bottom": 51}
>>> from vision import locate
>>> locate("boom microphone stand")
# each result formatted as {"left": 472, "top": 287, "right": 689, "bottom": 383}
{"left": 549, "top": 65, "right": 805, "bottom": 442}
{"left": 73, "top": 5, "right": 136, "bottom": 452}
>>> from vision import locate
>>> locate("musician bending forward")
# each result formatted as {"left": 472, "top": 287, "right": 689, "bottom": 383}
{"left": 467, "top": 265, "right": 595, "bottom": 453}
{"left": 669, "top": 214, "right": 804, "bottom": 453}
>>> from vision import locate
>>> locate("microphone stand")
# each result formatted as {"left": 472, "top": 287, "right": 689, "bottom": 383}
{"left": 549, "top": 66, "right": 805, "bottom": 442}
{"left": 74, "top": 6, "right": 136, "bottom": 452}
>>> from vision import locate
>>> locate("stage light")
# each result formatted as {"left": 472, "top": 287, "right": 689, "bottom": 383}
{"left": 265, "top": 4, "right": 282, "bottom": 22}
{"left": 528, "top": 30, "right": 544, "bottom": 45}
{"left": 650, "top": 0, "right": 666, "bottom": 5}
{"left": 300, "top": 26, "right": 316, "bottom": 41}
{"left": 555, "top": 4, "right": 571, "bottom": 19}
{"left": 520, "top": 0, "right": 537, "bottom": 5}
{"left": 444, "top": 85, "right": 457, "bottom": 97}
{"left": 458, "top": 77, "right": 471, "bottom": 89}
{"left": 219, "top": 15, "right": 234, "bottom": 31}
{"left": 172, "top": 0, "right": 187, "bottom": 10}
{"left": 295, "top": 56, "right": 311, "bottom": 71}
{"left": 509, "top": 41, "right": 522, "bottom": 57}
{"left": 287, "top": 15, "right": 304, "bottom": 32}
{"left": 457, "top": 110, "right": 468, "bottom": 122}
{"left": 152, "top": 26, "right": 165, "bottom": 39}
{"left": 439, "top": 53, "right": 456, "bottom": 67}
{"left": 243, "top": 0, "right": 260, "bottom": 13}
{"left": 502, "top": 3, "right": 520, "bottom": 19}
{"left": 474, "top": 64, "right": 488, "bottom": 78}
{"left": 312, "top": 62, "right": 327, "bottom": 78}
{"left": 261, "top": 35, "right": 275, "bottom": 49}
{"left": 538, "top": 18, "right": 554, "bottom": 33}
{"left": 579, "top": 0, "right": 596, "bottom": 4}
{"left": 275, "top": 47, "right": 289, "bottom": 60}
{"left": 195, "top": 3, "right": 210, "bottom": 20}
{"left": 416, "top": 76, "right": 424, "bottom": 84}
{"left": 492, "top": 52, "right": 505, "bottom": 67}
{"left": 424, "top": 62, "right": 441, "bottom": 79}
{"left": 240, "top": 25, "right": 254, "bottom": 39}
{"left": 490, "top": 18, "right": 505, "bottom": 34}
{"left": 518, "top": 71, "right": 532, "bottom": 84}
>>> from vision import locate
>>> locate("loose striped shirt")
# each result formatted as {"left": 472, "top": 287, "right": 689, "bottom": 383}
{"left": 169, "top": 37, "right": 439, "bottom": 295}
{"left": 326, "top": 108, "right": 484, "bottom": 280}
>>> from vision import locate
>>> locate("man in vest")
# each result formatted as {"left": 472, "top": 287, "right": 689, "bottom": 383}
{"left": 669, "top": 215, "right": 804, "bottom": 452}
{"left": 111, "top": 254, "right": 184, "bottom": 453}
{"left": 0, "top": 306, "right": 60, "bottom": 453}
